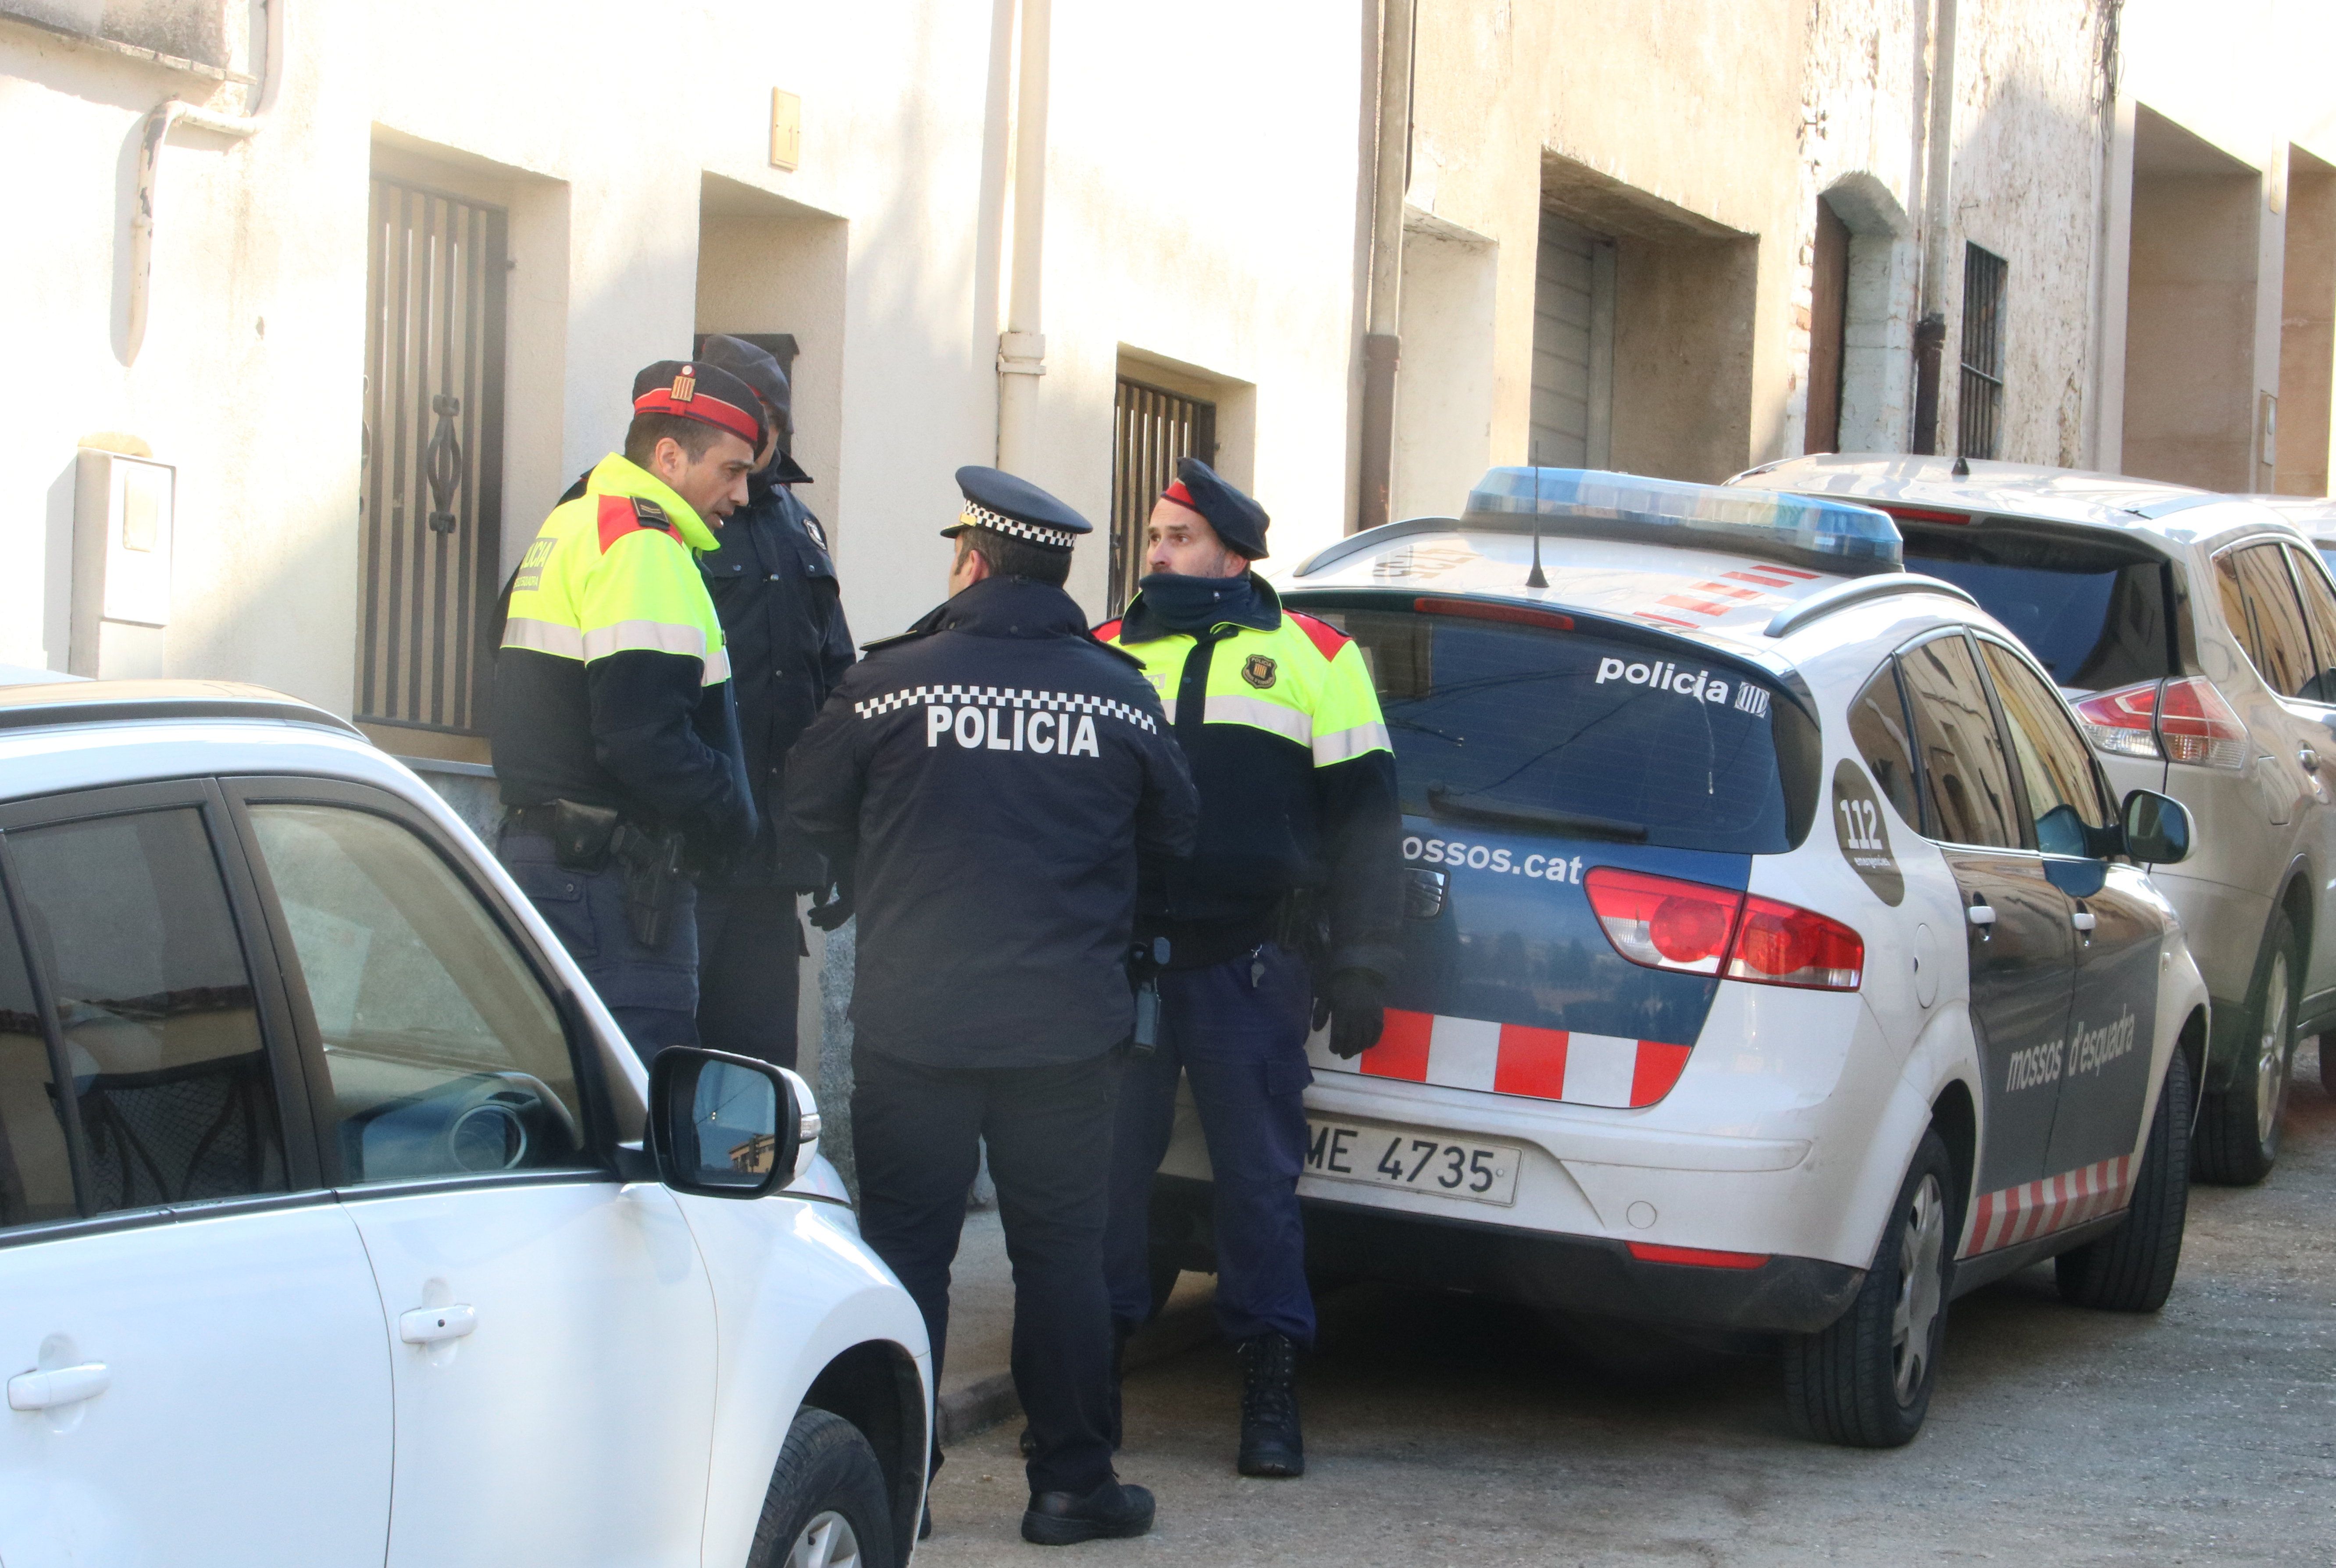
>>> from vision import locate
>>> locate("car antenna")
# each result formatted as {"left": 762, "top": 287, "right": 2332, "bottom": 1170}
{"left": 1526, "top": 467, "right": 1548, "bottom": 588}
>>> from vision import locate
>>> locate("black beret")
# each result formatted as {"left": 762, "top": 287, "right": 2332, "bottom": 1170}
{"left": 631, "top": 360, "right": 766, "bottom": 450}
{"left": 696, "top": 335, "right": 791, "bottom": 430}
{"left": 943, "top": 465, "right": 1092, "bottom": 552}
{"left": 1169, "top": 457, "right": 1270, "bottom": 559}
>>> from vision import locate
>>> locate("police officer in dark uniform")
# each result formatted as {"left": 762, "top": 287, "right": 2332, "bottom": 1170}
{"left": 787, "top": 468, "right": 1197, "bottom": 1547}
{"left": 1095, "top": 459, "right": 1403, "bottom": 1478}
{"left": 686, "top": 334, "right": 856, "bottom": 1068}
{"left": 492, "top": 360, "right": 763, "bottom": 1060}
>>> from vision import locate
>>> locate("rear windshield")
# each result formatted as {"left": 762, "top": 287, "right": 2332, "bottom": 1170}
{"left": 1323, "top": 605, "right": 1819, "bottom": 854}
{"left": 1898, "top": 530, "right": 2175, "bottom": 691}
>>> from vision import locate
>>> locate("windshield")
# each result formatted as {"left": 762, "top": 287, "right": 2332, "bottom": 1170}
{"left": 1321, "top": 605, "right": 1818, "bottom": 854}
{"left": 1897, "top": 531, "right": 2175, "bottom": 691}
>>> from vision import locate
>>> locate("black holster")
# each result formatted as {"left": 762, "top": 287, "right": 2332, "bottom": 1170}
{"left": 542, "top": 799, "right": 622, "bottom": 871}
{"left": 612, "top": 821, "right": 691, "bottom": 951}
{"left": 1270, "top": 889, "right": 1330, "bottom": 975}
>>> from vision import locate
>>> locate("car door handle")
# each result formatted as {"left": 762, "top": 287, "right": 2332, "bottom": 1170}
{"left": 8, "top": 1361, "right": 111, "bottom": 1411}
{"left": 398, "top": 1304, "right": 478, "bottom": 1345}
{"left": 2072, "top": 909, "right": 2097, "bottom": 932}
{"left": 2302, "top": 747, "right": 2321, "bottom": 773}
{"left": 1966, "top": 902, "right": 1997, "bottom": 927}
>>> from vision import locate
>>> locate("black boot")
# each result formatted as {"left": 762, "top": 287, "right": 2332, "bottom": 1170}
{"left": 1021, "top": 1479, "right": 1157, "bottom": 1546}
{"left": 1235, "top": 1332, "right": 1305, "bottom": 1477}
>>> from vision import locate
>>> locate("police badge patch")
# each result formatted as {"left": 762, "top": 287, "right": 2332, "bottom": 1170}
{"left": 1241, "top": 654, "right": 1278, "bottom": 689}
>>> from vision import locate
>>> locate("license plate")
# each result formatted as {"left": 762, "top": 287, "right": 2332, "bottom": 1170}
{"left": 1302, "top": 1118, "right": 1521, "bottom": 1206}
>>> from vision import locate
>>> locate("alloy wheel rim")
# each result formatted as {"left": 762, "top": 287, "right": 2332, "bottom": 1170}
{"left": 786, "top": 1511, "right": 862, "bottom": 1568}
{"left": 2256, "top": 950, "right": 2292, "bottom": 1149}
{"left": 1890, "top": 1173, "right": 1945, "bottom": 1407}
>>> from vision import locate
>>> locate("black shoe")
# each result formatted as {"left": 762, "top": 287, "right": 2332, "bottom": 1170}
{"left": 1020, "top": 1480, "right": 1157, "bottom": 1546}
{"left": 1235, "top": 1332, "right": 1305, "bottom": 1477}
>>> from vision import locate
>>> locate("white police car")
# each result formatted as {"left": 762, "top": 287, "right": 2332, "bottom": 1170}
{"left": 1144, "top": 469, "right": 2210, "bottom": 1447}
{"left": 0, "top": 680, "right": 928, "bottom": 1566}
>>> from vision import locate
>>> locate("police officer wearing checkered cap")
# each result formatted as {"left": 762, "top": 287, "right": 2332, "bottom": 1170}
{"left": 785, "top": 467, "right": 1198, "bottom": 1546}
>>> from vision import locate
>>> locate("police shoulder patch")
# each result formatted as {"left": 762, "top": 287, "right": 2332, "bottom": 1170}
{"left": 1241, "top": 653, "right": 1278, "bottom": 690}
{"left": 631, "top": 498, "right": 671, "bottom": 530}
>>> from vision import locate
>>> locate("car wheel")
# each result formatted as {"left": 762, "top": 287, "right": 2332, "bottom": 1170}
{"left": 1783, "top": 1129, "right": 1955, "bottom": 1448}
{"left": 2055, "top": 1044, "right": 2191, "bottom": 1312}
{"left": 745, "top": 1408, "right": 897, "bottom": 1568}
{"left": 2196, "top": 909, "right": 2299, "bottom": 1185}
{"left": 2319, "top": 1033, "right": 2335, "bottom": 1098}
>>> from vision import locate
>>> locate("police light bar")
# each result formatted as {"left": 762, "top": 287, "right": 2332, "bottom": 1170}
{"left": 1465, "top": 467, "right": 1903, "bottom": 576}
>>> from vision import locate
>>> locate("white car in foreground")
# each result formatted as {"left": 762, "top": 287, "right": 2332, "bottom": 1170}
{"left": 0, "top": 680, "right": 928, "bottom": 1567}
{"left": 1143, "top": 469, "right": 2211, "bottom": 1447}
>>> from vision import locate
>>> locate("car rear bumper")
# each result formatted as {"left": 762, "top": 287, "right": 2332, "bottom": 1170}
{"left": 1151, "top": 1173, "right": 1864, "bottom": 1335}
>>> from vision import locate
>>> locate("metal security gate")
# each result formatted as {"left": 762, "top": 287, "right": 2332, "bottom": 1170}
{"left": 360, "top": 176, "right": 508, "bottom": 736}
{"left": 1110, "top": 378, "right": 1216, "bottom": 615}
{"left": 1530, "top": 211, "right": 1614, "bottom": 468}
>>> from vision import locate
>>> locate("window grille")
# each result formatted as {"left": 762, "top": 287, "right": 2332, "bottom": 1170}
{"left": 360, "top": 176, "right": 508, "bottom": 737}
{"left": 1110, "top": 378, "right": 1216, "bottom": 615}
{"left": 1958, "top": 243, "right": 2007, "bottom": 461}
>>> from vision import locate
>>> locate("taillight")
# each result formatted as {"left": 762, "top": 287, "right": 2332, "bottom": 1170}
{"left": 1584, "top": 869, "right": 1862, "bottom": 990}
{"left": 2072, "top": 677, "right": 2247, "bottom": 770}
{"left": 1583, "top": 867, "right": 1742, "bottom": 974}
{"left": 1626, "top": 1242, "right": 1772, "bottom": 1269}
{"left": 1727, "top": 896, "right": 1864, "bottom": 989}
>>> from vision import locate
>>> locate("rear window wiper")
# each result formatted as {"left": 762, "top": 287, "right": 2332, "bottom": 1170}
{"left": 1424, "top": 784, "right": 1649, "bottom": 842}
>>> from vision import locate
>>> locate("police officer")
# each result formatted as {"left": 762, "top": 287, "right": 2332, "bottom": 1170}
{"left": 685, "top": 334, "right": 856, "bottom": 1069}
{"left": 1096, "top": 457, "right": 1402, "bottom": 1479}
{"left": 787, "top": 468, "right": 1197, "bottom": 1547}
{"left": 492, "top": 360, "right": 761, "bottom": 1061}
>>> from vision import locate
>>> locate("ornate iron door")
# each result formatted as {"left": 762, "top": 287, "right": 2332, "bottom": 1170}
{"left": 360, "top": 176, "right": 507, "bottom": 736}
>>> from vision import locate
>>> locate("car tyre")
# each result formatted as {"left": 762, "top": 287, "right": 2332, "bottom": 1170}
{"left": 2196, "top": 909, "right": 2299, "bottom": 1186}
{"left": 1784, "top": 1129, "right": 1955, "bottom": 1449}
{"left": 2055, "top": 1044, "right": 2191, "bottom": 1312}
{"left": 745, "top": 1408, "right": 897, "bottom": 1568}
{"left": 2318, "top": 1033, "right": 2335, "bottom": 1098}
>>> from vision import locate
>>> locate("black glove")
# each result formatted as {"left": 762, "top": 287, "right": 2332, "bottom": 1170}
{"left": 1312, "top": 968, "right": 1385, "bottom": 1060}
{"left": 806, "top": 877, "right": 854, "bottom": 931}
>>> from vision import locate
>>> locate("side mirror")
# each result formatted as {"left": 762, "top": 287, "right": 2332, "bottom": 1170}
{"left": 2120, "top": 789, "right": 2193, "bottom": 866}
{"left": 647, "top": 1047, "right": 799, "bottom": 1200}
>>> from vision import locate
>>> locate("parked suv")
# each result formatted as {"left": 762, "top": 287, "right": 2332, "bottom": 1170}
{"left": 1144, "top": 469, "right": 2208, "bottom": 1447}
{"left": 0, "top": 680, "right": 929, "bottom": 1568}
{"left": 1733, "top": 455, "right": 2334, "bottom": 1181}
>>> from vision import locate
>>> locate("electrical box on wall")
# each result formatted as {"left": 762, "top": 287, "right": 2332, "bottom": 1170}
{"left": 71, "top": 448, "right": 175, "bottom": 679}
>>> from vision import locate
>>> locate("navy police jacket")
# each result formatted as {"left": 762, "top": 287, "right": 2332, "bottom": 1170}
{"left": 786, "top": 574, "right": 1199, "bottom": 1069}
{"left": 697, "top": 473, "right": 856, "bottom": 890}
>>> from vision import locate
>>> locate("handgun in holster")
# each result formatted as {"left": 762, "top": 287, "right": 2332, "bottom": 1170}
{"left": 1127, "top": 935, "right": 1172, "bottom": 1057}
{"left": 612, "top": 821, "right": 691, "bottom": 951}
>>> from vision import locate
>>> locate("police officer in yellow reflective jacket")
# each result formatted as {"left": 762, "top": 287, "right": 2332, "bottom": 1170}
{"left": 492, "top": 360, "right": 762, "bottom": 1062}
{"left": 1096, "top": 458, "right": 1402, "bottom": 1479}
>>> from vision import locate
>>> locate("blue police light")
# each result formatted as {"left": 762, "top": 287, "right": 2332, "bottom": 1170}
{"left": 1465, "top": 467, "right": 1902, "bottom": 574}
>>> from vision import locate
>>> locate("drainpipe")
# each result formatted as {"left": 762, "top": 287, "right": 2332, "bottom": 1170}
{"left": 1355, "top": 0, "right": 1415, "bottom": 533}
{"left": 127, "top": 0, "right": 285, "bottom": 365}
{"left": 1909, "top": 0, "right": 1957, "bottom": 455}
{"left": 995, "top": 0, "right": 1050, "bottom": 472}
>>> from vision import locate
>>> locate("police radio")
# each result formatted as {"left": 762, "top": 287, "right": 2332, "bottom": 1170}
{"left": 1129, "top": 936, "right": 1171, "bottom": 1056}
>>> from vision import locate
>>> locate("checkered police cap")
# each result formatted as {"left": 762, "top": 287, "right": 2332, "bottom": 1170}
{"left": 942, "top": 465, "right": 1092, "bottom": 553}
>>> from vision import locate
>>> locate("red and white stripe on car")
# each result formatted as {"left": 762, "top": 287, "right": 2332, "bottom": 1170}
{"left": 1311, "top": 1012, "right": 1692, "bottom": 1108}
{"left": 1959, "top": 1155, "right": 2134, "bottom": 1256}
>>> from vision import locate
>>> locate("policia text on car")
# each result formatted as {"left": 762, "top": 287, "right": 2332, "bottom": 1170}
{"left": 1096, "top": 458, "right": 1404, "bottom": 1479}
{"left": 786, "top": 467, "right": 1199, "bottom": 1547}
{"left": 491, "top": 360, "right": 762, "bottom": 1061}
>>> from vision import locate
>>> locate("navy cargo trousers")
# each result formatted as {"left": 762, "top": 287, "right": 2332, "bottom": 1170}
{"left": 1102, "top": 941, "right": 1317, "bottom": 1348}
{"left": 498, "top": 825, "right": 700, "bottom": 1065}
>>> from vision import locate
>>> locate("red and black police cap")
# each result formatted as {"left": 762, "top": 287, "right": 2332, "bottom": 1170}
{"left": 1161, "top": 456, "right": 1270, "bottom": 559}
{"left": 942, "top": 465, "right": 1092, "bottom": 552}
{"left": 630, "top": 360, "right": 766, "bottom": 451}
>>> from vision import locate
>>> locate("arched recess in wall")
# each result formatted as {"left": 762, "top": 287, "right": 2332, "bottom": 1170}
{"left": 1810, "top": 172, "right": 1916, "bottom": 455}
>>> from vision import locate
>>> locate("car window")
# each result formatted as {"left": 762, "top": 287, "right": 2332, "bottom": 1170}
{"left": 2281, "top": 544, "right": 2336, "bottom": 704}
{"left": 246, "top": 804, "right": 588, "bottom": 1184}
{"left": 0, "top": 884, "right": 75, "bottom": 1229}
{"left": 1979, "top": 639, "right": 2111, "bottom": 857}
{"left": 1847, "top": 660, "right": 1922, "bottom": 827}
{"left": 1329, "top": 606, "right": 1819, "bottom": 853}
{"left": 2215, "top": 543, "right": 2317, "bottom": 699}
{"left": 1897, "top": 633, "right": 2023, "bottom": 849}
{"left": 6, "top": 808, "right": 288, "bottom": 1213}
{"left": 1899, "top": 532, "right": 2174, "bottom": 691}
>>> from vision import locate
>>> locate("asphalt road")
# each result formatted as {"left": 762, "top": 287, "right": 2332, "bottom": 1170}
{"left": 918, "top": 1044, "right": 2334, "bottom": 1565}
